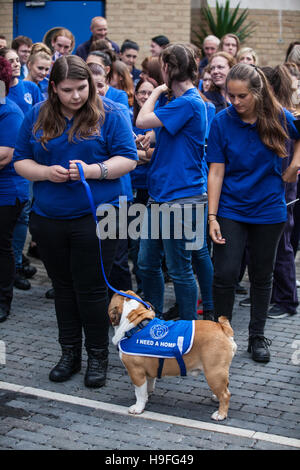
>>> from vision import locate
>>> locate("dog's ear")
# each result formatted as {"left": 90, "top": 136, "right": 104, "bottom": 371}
{"left": 109, "top": 306, "right": 122, "bottom": 326}
{"left": 108, "top": 294, "right": 125, "bottom": 326}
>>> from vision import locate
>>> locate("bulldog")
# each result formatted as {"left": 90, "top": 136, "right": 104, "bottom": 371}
{"left": 108, "top": 290, "right": 237, "bottom": 421}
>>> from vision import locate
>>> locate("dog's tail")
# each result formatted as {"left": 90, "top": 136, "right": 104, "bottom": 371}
{"left": 218, "top": 316, "right": 234, "bottom": 337}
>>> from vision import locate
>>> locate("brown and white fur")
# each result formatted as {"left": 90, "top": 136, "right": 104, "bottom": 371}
{"left": 108, "top": 290, "right": 237, "bottom": 421}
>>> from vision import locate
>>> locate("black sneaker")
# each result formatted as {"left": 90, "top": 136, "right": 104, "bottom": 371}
{"left": 248, "top": 335, "right": 272, "bottom": 363}
{"left": 239, "top": 297, "right": 251, "bottom": 307}
{"left": 14, "top": 269, "right": 31, "bottom": 290}
{"left": 163, "top": 303, "right": 179, "bottom": 321}
{"left": 268, "top": 305, "right": 291, "bottom": 319}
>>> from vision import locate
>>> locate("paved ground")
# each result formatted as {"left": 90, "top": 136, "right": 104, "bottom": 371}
{"left": 0, "top": 249, "right": 299, "bottom": 451}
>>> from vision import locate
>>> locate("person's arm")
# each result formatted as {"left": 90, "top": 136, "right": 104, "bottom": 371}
{"left": 207, "top": 162, "right": 226, "bottom": 244}
{"left": 136, "top": 84, "right": 168, "bottom": 129}
{"left": 14, "top": 159, "right": 70, "bottom": 182}
{"left": 282, "top": 140, "right": 300, "bottom": 183}
{"left": 0, "top": 147, "right": 13, "bottom": 170}
{"left": 68, "top": 156, "right": 137, "bottom": 181}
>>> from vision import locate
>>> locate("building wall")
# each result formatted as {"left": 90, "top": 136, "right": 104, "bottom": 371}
{"left": 191, "top": 5, "right": 300, "bottom": 67}
{"left": 0, "top": 0, "right": 13, "bottom": 44}
{"left": 1, "top": 1, "right": 299, "bottom": 68}
{"left": 106, "top": 0, "right": 192, "bottom": 67}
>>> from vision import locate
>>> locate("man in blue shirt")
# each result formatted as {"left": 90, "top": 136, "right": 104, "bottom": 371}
{"left": 75, "top": 16, "right": 119, "bottom": 61}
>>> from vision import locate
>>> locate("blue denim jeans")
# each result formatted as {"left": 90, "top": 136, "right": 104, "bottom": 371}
{"left": 138, "top": 203, "right": 205, "bottom": 320}
{"left": 12, "top": 198, "right": 31, "bottom": 268}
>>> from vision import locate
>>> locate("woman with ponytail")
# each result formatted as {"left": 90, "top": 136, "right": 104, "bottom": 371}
{"left": 136, "top": 43, "right": 210, "bottom": 321}
{"left": 206, "top": 63, "right": 300, "bottom": 362}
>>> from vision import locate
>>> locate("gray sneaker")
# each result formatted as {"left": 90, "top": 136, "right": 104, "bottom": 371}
{"left": 239, "top": 297, "right": 251, "bottom": 307}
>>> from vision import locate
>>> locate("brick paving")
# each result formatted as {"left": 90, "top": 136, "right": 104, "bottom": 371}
{"left": 0, "top": 251, "right": 299, "bottom": 450}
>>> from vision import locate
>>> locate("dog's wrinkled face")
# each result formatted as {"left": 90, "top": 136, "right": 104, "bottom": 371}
{"left": 108, "top": 290, "right": 156, "bottom": 328}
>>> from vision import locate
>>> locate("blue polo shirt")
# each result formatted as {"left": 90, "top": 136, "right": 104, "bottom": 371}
{"left": 0, "top": 98, "right": 29, "bottom": 206}
{"left": 8, "top": 80, "right": 43, "bottom": 115}
{"left": 206, "top": 106, "right": 300, "bottom": 224}
{"left": 105, "top": 86, "right": 129, "bottom": 108}
{"left": 130, "top": 124, "right": 153, "bottom": 190}
{"left": 149, "top": 87, "right": 207, "bottom": 202}
{"left": 13, "top": 97, "right": 138, "bottom": 219}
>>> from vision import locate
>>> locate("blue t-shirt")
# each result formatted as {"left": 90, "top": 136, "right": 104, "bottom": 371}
{"left": 130, "top": 124, "right": 153, "bottom": 190}
{"left": 13, "top": 97, "right": 138, "bottom": 219}
{"left": 206, "top": 105, "right": 300, "bottom": 224}
{"left": 0, "top": 98, "right": 29, "bottom": 205}
{"left": 105, "top": 86, "right": 129, "bottom": 108}
{"left": 149, "top": 87, "right": 207, "bottom": 202}
{"left": 8, "top": 80, "right": 43, "bottom": 115}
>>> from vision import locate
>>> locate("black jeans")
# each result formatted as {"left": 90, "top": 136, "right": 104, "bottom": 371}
{"left": 213, "top": 217, "right": 285, "bottom": 336}
{"left": 0, "top": 199, "right": 24, "bottom": 312}
{"left": 30, "top": 212, "right": 119, "bottom": 350}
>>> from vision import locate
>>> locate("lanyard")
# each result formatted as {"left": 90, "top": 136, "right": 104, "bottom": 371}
{"left": 75, "top": 162, "right": 152, "bottom": 310}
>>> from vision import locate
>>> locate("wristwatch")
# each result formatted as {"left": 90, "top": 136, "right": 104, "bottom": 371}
{"left": 97, "top": 162, "right": 108, "bottom": 180}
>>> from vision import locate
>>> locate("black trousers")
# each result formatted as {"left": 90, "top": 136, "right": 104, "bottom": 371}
{"left": 0, "top": 199, "right": 24, "bottom": 312}
{"left": 30, "top": 212, "right": 119, "bottom": 350}
{"left": 213, "top": 217, "right": 285, "bottom": 336}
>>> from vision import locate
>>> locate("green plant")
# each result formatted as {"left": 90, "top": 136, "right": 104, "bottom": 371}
{"left": 193, "top": 0, "right": 256, "bottom": 47}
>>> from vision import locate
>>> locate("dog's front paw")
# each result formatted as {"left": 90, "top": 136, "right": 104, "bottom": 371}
{"left": 211, "top": 410, "right": 227, "bottom": 421}
{"left": 128, "top": 404, "right": 145, "bottom": 414}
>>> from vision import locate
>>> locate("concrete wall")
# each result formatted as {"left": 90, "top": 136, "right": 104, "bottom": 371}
{"left": 1, "top": 0, "right": 299, "bottom": 68}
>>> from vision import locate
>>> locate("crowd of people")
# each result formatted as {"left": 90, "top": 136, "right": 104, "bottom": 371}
{"left": 0, "top": 17, "right": 300, "bottom": 389}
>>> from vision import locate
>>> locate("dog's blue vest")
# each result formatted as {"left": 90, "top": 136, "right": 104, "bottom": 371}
{"left": 119, "top": 318, "right": 195, "bottom": 376}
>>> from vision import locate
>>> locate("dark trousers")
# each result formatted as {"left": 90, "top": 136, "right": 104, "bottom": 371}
{"left": 213, "top": 217, "right": 285, "bottom": 336}
{"left": 0, "top": 199, "right": 24, "bottom": 312}
{"left": 30, "top": 212, "right": 119, "bottom": 350}
{"left": 271, "top": 206, "right": 298, "bottom": 314}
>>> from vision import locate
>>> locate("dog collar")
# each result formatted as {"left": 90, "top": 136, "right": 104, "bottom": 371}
{"left": 124, "top": 318, "right": 152, "bottom": 339}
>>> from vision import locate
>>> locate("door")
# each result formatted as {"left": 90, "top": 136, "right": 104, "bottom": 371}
{"left": 13, "top": 0, "right": 105, "bottom": 52}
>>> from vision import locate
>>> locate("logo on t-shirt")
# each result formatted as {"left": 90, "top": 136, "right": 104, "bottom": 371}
{"left": 24, "top": 93, "right": 33, "bottom": 105}
{"left": 149, "top": 323, "right": 169, "bottom": 340}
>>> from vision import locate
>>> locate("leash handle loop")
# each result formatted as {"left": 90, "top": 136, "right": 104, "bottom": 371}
{"left": 75, "top": 162, "right": 152, "bottom": 309}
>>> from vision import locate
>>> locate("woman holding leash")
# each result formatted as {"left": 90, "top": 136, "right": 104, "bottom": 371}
{"left": 136, "top": 43, "right": 208, "bottom": 321}
{"left": 13, "top": 55, "right": 137, "bottom": 388}
{"left": 206, "top": 63, "right": 300, "bottom": 362}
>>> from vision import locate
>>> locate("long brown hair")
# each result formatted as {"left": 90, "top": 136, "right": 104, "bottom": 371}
{"left": 226, "top": 63, "right": 289, "bottom": 158}
{"left": 261, "top": 65, "right": 294, "bottom": 110}
{"left": 111, "top": 59, "right": 134, "bottom": 106}
{"left": 33, "top": 55, "right": 105, "bottom": 147}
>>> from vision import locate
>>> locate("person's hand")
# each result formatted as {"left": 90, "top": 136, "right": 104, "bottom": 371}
{"left": 47, "top": 165, "right": 70, "bottom": 183}
{"left": 209, "top": 220, "right": 226, "bottom": 244}
{"left": 135, "top": 134, "right": 150, "bottom": 151}
{"left": 69, "top": 160, "right": 91, "bottom": 180}
{"left": 156, "top": 83, "right": 169, "bottom": 95}
{"left": 282, "top": 165, "right": 299, "bottom": 183}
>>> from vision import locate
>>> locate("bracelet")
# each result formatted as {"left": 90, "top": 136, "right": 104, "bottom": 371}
{"left": 208, "top": 218, "right": 217, "bottom": 224}
{"left": 96, "top": 162, "right": 108, "bottom": 180}
{"left": 208, "top": 213, "right": 217, "bottom": 217}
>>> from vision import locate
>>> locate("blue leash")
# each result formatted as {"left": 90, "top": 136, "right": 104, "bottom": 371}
{"left": 75, "top": 162, "right": 152, "bottom": 310}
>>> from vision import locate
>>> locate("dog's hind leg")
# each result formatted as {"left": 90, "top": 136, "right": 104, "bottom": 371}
{"left": 128, "top": 381, "right": 148, "bottom": 414}
{"left": 204, "top": 369, "right": 231, "bottom": 421}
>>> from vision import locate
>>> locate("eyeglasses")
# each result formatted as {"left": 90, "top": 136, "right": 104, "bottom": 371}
{"left": 210, "top": 65, "right": 227, "bottom": 71}
{"left": 136, "top": 90, "right": 153, "bottom": 97}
